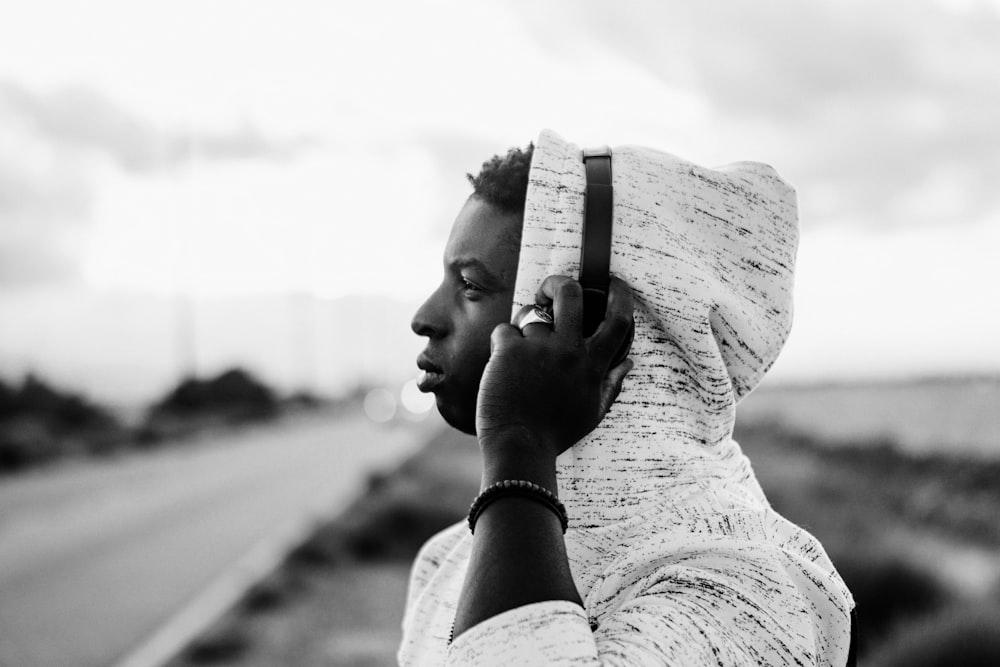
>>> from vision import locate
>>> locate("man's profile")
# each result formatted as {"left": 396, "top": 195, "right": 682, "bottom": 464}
{"left": 401, "top": 129, "right": 855, "bottom": 666}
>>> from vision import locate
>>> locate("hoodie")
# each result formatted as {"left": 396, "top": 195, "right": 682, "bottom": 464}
{"left": 398, "top": 129, "right": 854, "bottom": 666}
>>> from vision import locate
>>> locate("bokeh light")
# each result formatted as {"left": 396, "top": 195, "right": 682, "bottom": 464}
{"left": 399, "top": 378, "right": 435, "bottom": 418}
{"left": 362, "top": 387, "right": 397, "bottom": 423}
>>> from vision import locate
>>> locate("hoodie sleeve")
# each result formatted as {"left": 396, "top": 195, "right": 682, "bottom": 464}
{"left": 446, "top": 549, "right": 853, "bottom": 667}
{"left": 447, "top": 602, "right": 600, "bottom": 666}
{"left": 446, "top": 599, "right": 771, "bottom": 666}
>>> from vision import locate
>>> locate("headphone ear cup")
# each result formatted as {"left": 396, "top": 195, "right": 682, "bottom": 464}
{"left": 581, "top": 288, "right": 608, "bottom": 338}
{"left": 581, "top": 286, "right": 633, "bottom": 366}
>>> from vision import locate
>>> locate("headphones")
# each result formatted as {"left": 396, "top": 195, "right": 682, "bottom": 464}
{"left": 581, "top": 147, "right": 633, "bottom": 366}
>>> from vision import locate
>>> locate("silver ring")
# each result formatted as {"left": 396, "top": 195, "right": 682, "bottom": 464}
{"left": 516, "top": 306, "right": 554, "bottom": 330}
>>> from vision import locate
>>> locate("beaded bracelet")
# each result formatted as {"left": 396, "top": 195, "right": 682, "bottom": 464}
{"left": 467, "top": 480, "right": 568, "bottom": 534}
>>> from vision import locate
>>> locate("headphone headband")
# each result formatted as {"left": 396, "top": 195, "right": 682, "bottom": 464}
{"left": 580, "top": 146, "right": 613, "bottom": 337}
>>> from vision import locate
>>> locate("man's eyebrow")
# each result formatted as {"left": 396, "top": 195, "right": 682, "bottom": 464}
{"left": 448, "top": 257, "right": 501, "bottom": 281}
{"left": 450, "top": 257, "right": 488, "bottom": 271}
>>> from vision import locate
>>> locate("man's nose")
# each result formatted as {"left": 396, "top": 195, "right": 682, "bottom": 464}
{"left": 411, "top": 290, "right": 447, "bottom": 339}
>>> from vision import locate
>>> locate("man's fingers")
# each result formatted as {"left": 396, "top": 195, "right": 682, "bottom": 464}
{"left": 490, "top": 323, "right": 522, "bottom": 353}
{"left": 535, "top": 275, "right": 583, "bottom": 339}
{"left": 588, "top": 276, "right": 635, "bottom": 368}
{"left": 605, "top": 276, "right": 634, "bottom": 324}
{"left": 600, "top": 358, "right": 635, "bottom": 415}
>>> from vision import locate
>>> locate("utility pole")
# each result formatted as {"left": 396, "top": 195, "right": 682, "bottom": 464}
{"left": 172, "top": 126, "right": 198, "bottom": 381}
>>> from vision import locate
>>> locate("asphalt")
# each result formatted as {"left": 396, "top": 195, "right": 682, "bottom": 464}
{"left": 0, "top": 409, "right": 437, "bottom": 667}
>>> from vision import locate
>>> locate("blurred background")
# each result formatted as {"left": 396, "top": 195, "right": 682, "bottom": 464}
{"left": 1, "top": 1, "right": 998, "bottom": 666}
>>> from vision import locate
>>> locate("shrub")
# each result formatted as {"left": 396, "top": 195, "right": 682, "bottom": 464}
{"left": 287, "top": 523, "right": 353, "bottom": 569}
{"left": 342, "top": 500, "right": 461, "bottom": 561}
{"left": 288, "top": 493, "right": 462, "bottom": 567}
{"left": 140, "top": 368, "right": 280, "bottom": 443}
{"left": 182, "top": 620, "right": 250, "bottom": 664}
{"left": 0, "top": 374, "right": 126, "bottom": 471}
{"left": 0, "top": 417, "right": 61, "bottom": 470}
{"left": 0, "top": 377, "right": 16, "bottom": 419}
{"left": 832, "top": 549, "right": 952, "bottom": 653}
{"left": 154, "top": 368, "right": 277, "bottom": 419}
{"left": 870, "top": 604, "right": 1000, "bottom": 667}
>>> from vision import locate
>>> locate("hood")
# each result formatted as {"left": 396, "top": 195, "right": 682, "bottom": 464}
{"left": 514, "top": 129, "right": 798, "bottom": 528}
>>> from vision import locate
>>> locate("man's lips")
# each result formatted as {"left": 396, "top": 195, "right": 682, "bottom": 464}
{"left": 416, "top": 355, "right": 445, "bottom": 392}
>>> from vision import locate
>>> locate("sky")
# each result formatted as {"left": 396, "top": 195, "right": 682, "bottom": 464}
{"left": 1, "top": 0, "right": 998, "bottom": 406}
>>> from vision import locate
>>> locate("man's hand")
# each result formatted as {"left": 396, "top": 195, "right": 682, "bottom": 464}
{"left": 454, "top": 276, "right": 632, "bottom": 638}
{"left": 475, "top": 275, "right": 634, "bottom": 466}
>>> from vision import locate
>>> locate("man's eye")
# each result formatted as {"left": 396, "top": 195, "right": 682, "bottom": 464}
{"left": 461, "top": 278, "right": 483, "bottom": 293}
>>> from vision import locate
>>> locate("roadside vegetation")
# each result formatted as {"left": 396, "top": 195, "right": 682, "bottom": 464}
{"left": 0, "top": 374, "right": 130, "bottom": 471}
{"left": 0, "top": 368, "right": 318, "bottom": 474}
{"left": 737, "top": 422, "right": 1000, "bottom": 663}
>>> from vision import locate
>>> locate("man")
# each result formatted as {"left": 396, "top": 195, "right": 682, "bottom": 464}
{"left": 402, "top": 130, "right": 855, "bottom": 665}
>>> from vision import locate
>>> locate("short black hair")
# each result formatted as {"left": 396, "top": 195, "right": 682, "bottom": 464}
{"left": 466, "top": 142, "right": 534, "bottom": 217}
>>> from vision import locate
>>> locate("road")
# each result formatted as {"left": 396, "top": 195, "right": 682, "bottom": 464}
{"left": 0, "top": 410, "right": 438, "bottom": 667}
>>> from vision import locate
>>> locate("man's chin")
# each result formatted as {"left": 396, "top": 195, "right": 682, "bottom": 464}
{"left": 435, "top": 396, "right": 476, "bottom": 436}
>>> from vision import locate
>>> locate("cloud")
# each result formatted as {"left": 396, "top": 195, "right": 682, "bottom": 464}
{"left": 513, "top": 0, "right": 1000, "bottom": 228}
{"left": 1, "top": 83, "right": 159, "bottom": 171}
{"left": 0, "top": 110, "right": 93, "bottom": 287}
{"left": 0, "top": 81, "right": 324, "bottom": 287}
{"left": 0, "top": 244, "right": 80, "bottom": 286}
{"left": 164, "top": 127, "right": 322, "bottom": 165}
{"left": 0, "top": 82, "right": 323, "bottom": 172}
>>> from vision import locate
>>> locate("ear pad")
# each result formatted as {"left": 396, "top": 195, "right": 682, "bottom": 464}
{"left": 582, "top": 288, "right": 634, "bottom": 368}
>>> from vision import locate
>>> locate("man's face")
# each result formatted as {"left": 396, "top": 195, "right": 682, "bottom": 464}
{"left": 411, "top": 197, "right": 521, "bottom": 434}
